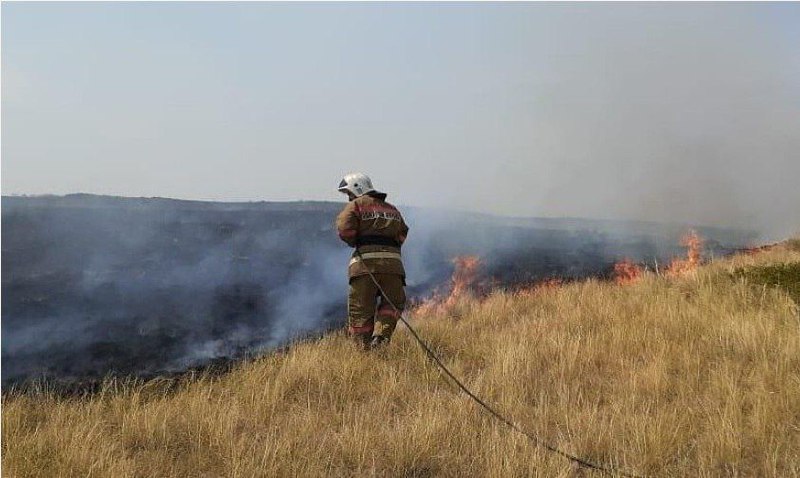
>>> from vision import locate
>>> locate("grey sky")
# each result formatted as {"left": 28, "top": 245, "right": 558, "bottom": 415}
{"left": 3, "top": 2, "right": 799, "bottom": 237}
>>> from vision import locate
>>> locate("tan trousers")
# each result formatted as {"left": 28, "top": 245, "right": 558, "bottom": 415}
{"left": 347, "top": 274, "right": 406, "bottom": 340}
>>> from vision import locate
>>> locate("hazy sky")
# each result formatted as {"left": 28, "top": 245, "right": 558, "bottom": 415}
{"left": 3, "top": 2, "right": 799, "bottom": 236}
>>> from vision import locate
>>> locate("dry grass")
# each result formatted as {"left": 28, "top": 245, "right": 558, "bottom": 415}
{"left": 3, "top": 243, "right": 800, "bottom": 477}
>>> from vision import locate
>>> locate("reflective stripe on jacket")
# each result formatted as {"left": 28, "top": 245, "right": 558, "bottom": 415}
{"left": 336, "top": 192, "right": 409, "bottom": 279}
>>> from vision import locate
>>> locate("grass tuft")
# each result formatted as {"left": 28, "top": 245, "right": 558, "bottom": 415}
{"left": 734, "top": 262, "right": 800, "bottom": 305}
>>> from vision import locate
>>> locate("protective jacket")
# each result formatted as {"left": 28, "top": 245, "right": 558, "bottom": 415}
{"left": 335, "top": 192, "right": 409, "bottom": 279}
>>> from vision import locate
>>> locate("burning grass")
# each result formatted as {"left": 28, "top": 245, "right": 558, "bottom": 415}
{"left": 611, "top": 230, "right": 705, "bottom": 285}
{"left": 613, "top": 258, "right": 643, "bottom": 285}
{"left": 413, "top": 255, "right": 485, "bottom": 316}
{"left": 3, "top": 241, "right": 800, "bottom": 477}
{"left": 666, "top": 229, "right": 705, "bottom": 276}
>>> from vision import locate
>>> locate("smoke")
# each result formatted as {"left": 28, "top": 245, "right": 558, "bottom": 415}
{"left": 496, "top": 4, "right": 800, "bottom": 240}
{"left": 0, "top": 193, "right": 758, "bottom": 386}
{"left": 321, "top": 4, "right": 799, "bottom": 241}
{"left": 1, "top": 196, "right": 352, "bottom": 383}
{"left": 4, "top": 3, "right": 798, "bottom": 241}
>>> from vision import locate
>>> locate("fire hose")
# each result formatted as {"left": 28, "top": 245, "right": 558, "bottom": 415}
{"left": 354, "top": 250, "right": 646, "bottom": 478}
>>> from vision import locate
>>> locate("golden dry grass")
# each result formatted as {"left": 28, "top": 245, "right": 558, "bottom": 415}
{"left": 3, "top": 243, "right": 800, "bottom": 477}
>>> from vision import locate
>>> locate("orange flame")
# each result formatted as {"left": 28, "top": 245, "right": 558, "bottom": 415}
{"left": 515, "top": 278, "right": 564, "bottom": 297}
{"left": 445, "top": 256, "right": 481, "bottom": 308}
{"left": 414, "top": 255, "right": 482, "bottom": 315}
{"left": 613, "top": 258, "right": 643, "bottom": 285}
{"left": 741, "top": 242, "right": 778, "bottom": 255}
{"left": 666, "top": 230, "right": 704, "bottom": 276}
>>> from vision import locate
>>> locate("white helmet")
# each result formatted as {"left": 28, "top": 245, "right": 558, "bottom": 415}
{"left": 337, "top": 172, "right": 377, "bottom": 197}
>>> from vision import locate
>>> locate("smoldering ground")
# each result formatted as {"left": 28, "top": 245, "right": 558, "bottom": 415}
{"left": 1, "top": 194, "right": 755, "bottom": 386}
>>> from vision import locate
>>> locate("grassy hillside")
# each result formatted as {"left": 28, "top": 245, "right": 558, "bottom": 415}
{"left": 3, "top": 241, "right": 800, "bottom": 477}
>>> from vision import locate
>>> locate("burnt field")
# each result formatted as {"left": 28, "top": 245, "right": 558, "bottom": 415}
{"left": 1, "top": 194, "right": 754, "bottom": 386}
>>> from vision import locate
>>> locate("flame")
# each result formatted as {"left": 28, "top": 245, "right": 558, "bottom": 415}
{"left": 515, "top": 278, "right": 563, "bottom": 297}
{"left": 414, "top": 255, "right": 482, "bottom": 315}
{"left": 740, "top": 242, "right": 778, "bottom": 255}
{"left": 666, "top": 230, "right": 704, "bottom": 276}
{"left": 613, "top": 258, "right": 643, "bottom": 285}
{"left": 536, "top": 278, "right": 564, "bottom": 290}
{"left": 445, "top": 256, "right": 481, "bottom": 308}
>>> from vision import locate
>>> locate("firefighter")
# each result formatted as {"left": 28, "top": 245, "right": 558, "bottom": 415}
{"left": 336, "top": 173, "right": 409, "bottom": 349}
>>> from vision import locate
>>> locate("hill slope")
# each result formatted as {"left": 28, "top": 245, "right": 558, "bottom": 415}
{"left": 3, "top": 241, "right": 799, "bottom": 477}
{"left": 2, "top": 193, "right": 754, "bottom": 385}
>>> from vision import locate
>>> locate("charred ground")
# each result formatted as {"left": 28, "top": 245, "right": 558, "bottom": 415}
{"left": 1, "top": 194, "right": 754, "bottom": 385}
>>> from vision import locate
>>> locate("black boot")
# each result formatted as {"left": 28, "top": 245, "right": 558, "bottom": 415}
{"left": 369, "top": 335, "right": 389, "bottom": 350}
{"left": 351, "top": 333, "right": 372, "bottom": 350}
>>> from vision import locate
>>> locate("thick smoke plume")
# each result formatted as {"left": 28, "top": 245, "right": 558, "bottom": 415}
{"left": 381, "top": 4, "right": 799, "bottom": 242}
{"left": 2, "top": 194, "right": 754, "bottom": 385}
